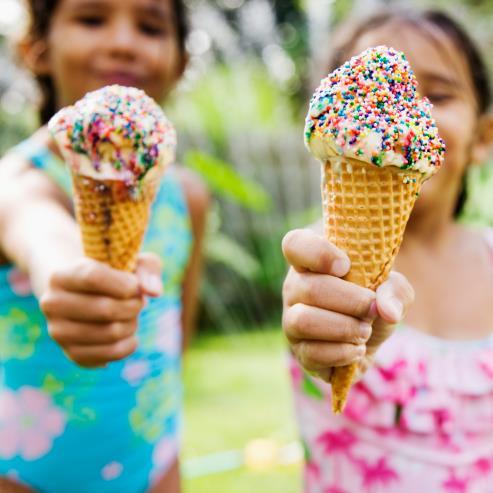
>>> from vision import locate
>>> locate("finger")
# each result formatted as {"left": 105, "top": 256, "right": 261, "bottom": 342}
{"left": 283, "top": 269, "right": 376, "bottom": 319}
{"left": 64, "top": 335, "right": 138, "bottom": 368}
{"left": 52, "top": 258, "right": 140, "bottom": 299}
{"left": 282, "top": 229, "right": 350, "bottom": 276}
{"left": 48, "top": 319, "right": 138, "bottom": 346}
{"left": 375, "top": 271, "right": 415, "bottom": 324}
{"left": 136, "top": 252, "right": 163, "bottom": 297}
{"left": 293, "top": 340, "right": 366, "bottom": 372}
{"left": 283, "top": 303, "right": 372, "bottom": 345}
{"left": 41, "top": 291, "right": 144, "bottom": 323}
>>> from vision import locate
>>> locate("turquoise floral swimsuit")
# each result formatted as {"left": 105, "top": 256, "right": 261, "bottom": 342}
{"left": 0, "top": 138, "right": 192, "bottom": 492}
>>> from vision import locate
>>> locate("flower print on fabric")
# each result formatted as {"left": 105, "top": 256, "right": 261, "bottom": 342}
{"left": 359, "top": 457, "right": 399, "bottom": 490}
{"left": 7, "top": 268, "right": 32, "bottom": 296}
{"left": 129, "top": 371, "right": 180, "bottom": 443}
{"left": 145, "top": 183, "right": 192, "bottom": 294}
{"left": 138, "top": 306, "right": 182, "bottom": 355}
{"left": 155, "top": 307, "right": 182, "bottom": 355}
{"left": 121, "top": 359, "right": 151, "bottom": 386}
{"left": 0, "top": 387, "right": 66, "bottom": 460}
{"left": 0, "top": 308, "right": 42, "bottom": 361}
{"left": 101, "top": 462, "right": 124, "bottom": 481}
{"left": 149, "top": 436, "right": 178, "bottom": 486}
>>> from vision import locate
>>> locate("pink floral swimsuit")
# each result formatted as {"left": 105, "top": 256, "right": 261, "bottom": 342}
{"left": 290, "top": 230, "right": 493, "bottom": 493}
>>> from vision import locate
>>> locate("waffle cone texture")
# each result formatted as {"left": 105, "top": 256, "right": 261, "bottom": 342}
{"left": 71, "top": 172, "right": 158, "bottom": 272}
{"left": 322, "top": 157, "right": 423, "bottom": 413}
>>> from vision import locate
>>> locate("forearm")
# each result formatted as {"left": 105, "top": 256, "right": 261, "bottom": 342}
{"left": 0, "top": 199, "right": 82, "bottom": 297}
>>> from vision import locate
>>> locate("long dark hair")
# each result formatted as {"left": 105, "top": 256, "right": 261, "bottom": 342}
{"left": 22, "top": 0, "right": 189, "bottom": 125}
{"left": 327, "top": 9, "right": 491, "bottom": 217}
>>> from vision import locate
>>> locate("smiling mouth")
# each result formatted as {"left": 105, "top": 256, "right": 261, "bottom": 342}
{"left": 99, "top": 72, "right": 143, "bottom": 87}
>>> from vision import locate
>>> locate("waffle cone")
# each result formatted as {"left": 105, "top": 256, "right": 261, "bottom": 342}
{"left": 71, "top": 171, "right": 159, "bottom": 272}
{"left": 322, "top": 157, "right": 423, "bottom": 413}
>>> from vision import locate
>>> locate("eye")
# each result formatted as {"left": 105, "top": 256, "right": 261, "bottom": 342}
{"left": 76, "top": 15, "right": 105, "bottom": 27}
{"left": 426, "top": 93, "right": 453, "bottom": 105}
{"left": 139, "top": 22, "right": 168, "bottom": 37}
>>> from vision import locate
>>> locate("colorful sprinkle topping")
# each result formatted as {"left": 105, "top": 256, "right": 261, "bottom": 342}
{"left": 49, "top": 85, "right": 176, "bottom": 184}
{"left": 304, "top": 46, "right": 445, "bottom": 178}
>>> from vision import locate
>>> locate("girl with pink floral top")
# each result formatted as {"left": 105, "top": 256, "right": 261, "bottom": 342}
{"left": 282, "top": 9, "right": 493, "bottom": 493}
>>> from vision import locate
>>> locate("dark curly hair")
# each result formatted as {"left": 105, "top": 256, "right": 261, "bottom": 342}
{"left": 22, "top": 0, "right": 189, "bottom": 125}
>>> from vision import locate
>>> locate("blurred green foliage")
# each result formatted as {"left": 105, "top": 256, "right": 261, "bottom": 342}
{"left": 2, "top": 0, "right": 493, "bottom": 334}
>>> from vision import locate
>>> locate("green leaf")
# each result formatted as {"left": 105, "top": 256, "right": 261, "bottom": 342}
{"left": 42, "top": 374, "right": 64, "bottom": 395}
{"left": 206, "top": 232, "right": 261, "bottom": 279}
{"left": 301, "top": 374, "right": 324, "bottom": 400}
{"left": 184, "top": 150, "right": 271, "bottom": 213}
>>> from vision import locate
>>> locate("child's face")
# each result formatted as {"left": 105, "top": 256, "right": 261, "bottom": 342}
{"left": 350, "top": 23, "right": 486, "bottom": 216}
{"left": 41, "top": 0, "right": 184, "bottom": 107}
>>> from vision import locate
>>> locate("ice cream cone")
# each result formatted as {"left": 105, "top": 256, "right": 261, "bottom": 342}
{"left": 71, "top": 169, "right": 159, "bottom": 272}
{"left": 322, "top": 156, "right": 423, "bottom": 412}
{"left": 49, "top": 85, "right": 176, "bottom": 273}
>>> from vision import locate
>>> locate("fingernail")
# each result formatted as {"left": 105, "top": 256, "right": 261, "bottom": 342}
{"left": 386, "top": 296, "right": 403, "bottom": 320}
{"left": 143, "top": 274, "right": 163, "bottom": 295}
{"left": 332, "top": 257, "right": 350, "bottom": 277}
{"left": 356, "top": 344, "right": 366, "bottom": 357}
{"left": 359, "top": 322, "right": 372, "bottom": 340}
{"left": 364, "top": 300, "right": 378, "bottom": 322}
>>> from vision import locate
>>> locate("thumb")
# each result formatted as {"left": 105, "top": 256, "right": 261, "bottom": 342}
{"left": 135, "top": 252, "right": 163, "bottom": 297}
{"left": 375, "top": 271, "right": 414, "bottom": 324}
{"left": 366, "top": 271, "right": 414, "bottom": 355}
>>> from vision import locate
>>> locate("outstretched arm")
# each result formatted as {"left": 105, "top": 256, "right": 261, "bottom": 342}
{"left": 0, "top": 154, "right": 161, "bottom": 367}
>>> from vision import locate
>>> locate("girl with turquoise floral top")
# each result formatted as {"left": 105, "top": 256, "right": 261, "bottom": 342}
{"left": 0, "top": 1, "right": 208, "bottom": 492}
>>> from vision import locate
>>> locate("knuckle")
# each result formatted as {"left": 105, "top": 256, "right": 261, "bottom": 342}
{"left": 65, "top": 347, "right": 85, "bottom": 366}
{"left": 346, "top": 318, "right": 363, "bottom": 344}
{"left": 49, "top": 271, "right": 62, "bottom": 288}
{"left": 97, "top": 299, "right": 116, "bottom": 320}
{"left": 336, "top": 343, "right": 355, "bottom": 365}
{"left": 303, "top": 277, "right": 321, "bottom": 305}
{"left": 352, "top": 291, "right": 374, "bottom": 318}
{"left": 47, "top": 324, "right": 66, "bottom": 344}
{"left": 282, "top": 268, "right": 301, "bottom": 305}
{"left": 39, "top": 292, "right": 55, "bottom": 316}
{"left": 281, "top": 230, "right": 299, "bottom": 258}
{"left": 125, "top": 299, "right": 143, "bottom": 319}
{"left": 298, "top": 341, "right": 318, "bottom": 369}
{"left": 78, "top": 261, "right": 100, "bottom": 288}
{"left": 107, "top": 323, "right": 124, "bottom": 342}
{"left": 283, "top": 303, "right": 306, "bottom": 338}
{"left": 319, "top": 249, "right": 335, "bottom": 273}
{"left": 111, "top": 337, "right": 138, "bottom": 360}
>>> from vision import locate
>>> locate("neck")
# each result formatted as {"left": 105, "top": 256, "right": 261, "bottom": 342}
{"left": 402, "top": 207, "right": 459, "bottom": 252}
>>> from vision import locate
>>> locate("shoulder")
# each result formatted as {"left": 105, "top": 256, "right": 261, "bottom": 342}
{"left": 0, "top": 138, "right": 68, "bottom": 208}
{"left": 172, "top": 166, "right": 210, "bottom": 240}
{"left": 173, "top": 166, "right": 210, "bottom": 229}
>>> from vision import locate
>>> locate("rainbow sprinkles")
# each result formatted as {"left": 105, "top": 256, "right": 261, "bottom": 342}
{"left": 304, "top": 45, "right": 445, "bottom": 178}
{"left": 49, "top": 85, "right": 176, "bottom": 186}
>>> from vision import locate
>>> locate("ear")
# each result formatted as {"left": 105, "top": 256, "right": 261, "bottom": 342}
{"left": 471, "top": 114, "right": 493, "bottom": 166}
{"left": 17, "top": 37, "right": 51, "bottom": 76}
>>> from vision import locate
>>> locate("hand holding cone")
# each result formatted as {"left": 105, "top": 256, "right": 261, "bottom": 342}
{"left": 305, "top": 46, "right": 445, "bottom": 413}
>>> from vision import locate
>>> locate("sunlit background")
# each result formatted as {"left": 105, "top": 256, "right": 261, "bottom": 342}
{"left": 1, "top": 0, "right": 493, "bottom": 491}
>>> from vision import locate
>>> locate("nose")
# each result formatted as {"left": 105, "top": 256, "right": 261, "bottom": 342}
{"left": 106, "top": 16, "right": 139, "bottom": 60}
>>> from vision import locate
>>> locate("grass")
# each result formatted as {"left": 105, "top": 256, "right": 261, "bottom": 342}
{"left": 182, "top": 327, "right": 301, "bottom": 493}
